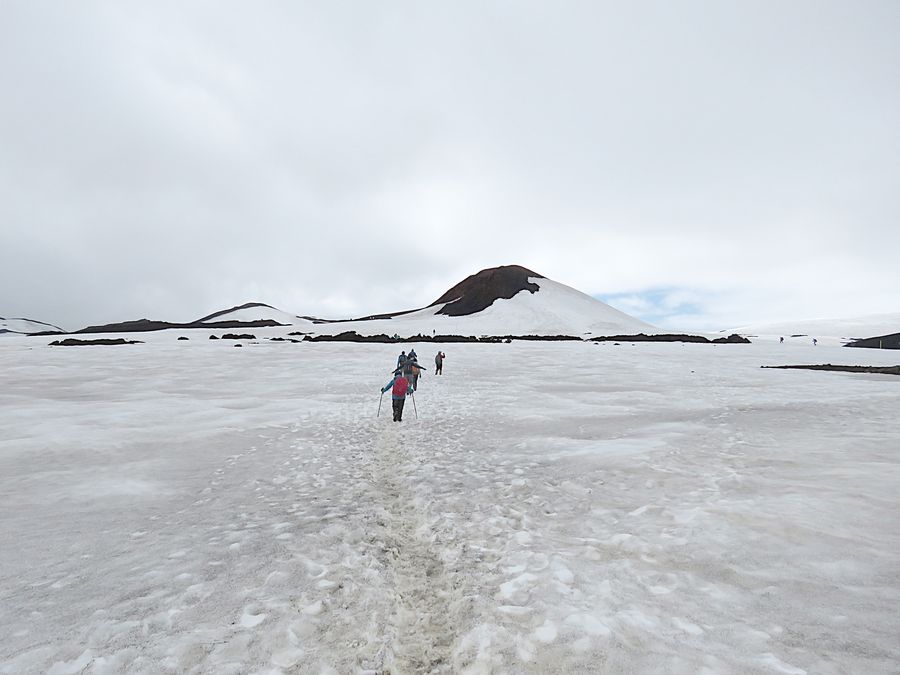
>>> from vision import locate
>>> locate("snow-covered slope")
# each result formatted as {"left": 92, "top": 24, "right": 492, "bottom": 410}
{"left": 727, "top": 312, "right": 900, "bottom": 345}
{"left": 195, "top": 302, "right": 314, "bottom": 328}
{"left": 0, "top": 316, "right": 65, "bottom": 335}
{"left": 26, "top": 267, "right": 654, "bottom": 339}
{"left": 315, "top": 274, "right": 656, "bottom": 338}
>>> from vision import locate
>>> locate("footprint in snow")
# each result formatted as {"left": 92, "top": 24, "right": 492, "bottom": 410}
{"left": 240, "top": 608, "right": 267, "bottom": 628}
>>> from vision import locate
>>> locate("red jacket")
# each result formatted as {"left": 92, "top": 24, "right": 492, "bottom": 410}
{"left": 383, "top": 375, "right": 410, "bottom": 399}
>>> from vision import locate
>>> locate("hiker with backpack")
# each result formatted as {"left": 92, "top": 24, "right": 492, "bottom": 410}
{"left": 400, "top": 355, "right": 426, "bottom": 391}
{"left": 409, "top": 360, "right": 424, "bottom": 391}
{"left": 381, "top": 368, "right": 412, "bottom": 422}
{"left": 435, "top": 351, "right": 445, "bottom": 375}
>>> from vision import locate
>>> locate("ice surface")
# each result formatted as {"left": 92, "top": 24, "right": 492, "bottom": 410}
{"left": 1, "top": 336, "right": 898, "bottom": 673}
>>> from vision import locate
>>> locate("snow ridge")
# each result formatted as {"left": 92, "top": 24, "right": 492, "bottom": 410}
{"left": 0, "top": 316, "right": 65, "bottom": 334}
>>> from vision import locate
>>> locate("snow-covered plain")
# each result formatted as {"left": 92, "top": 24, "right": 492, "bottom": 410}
{"left": 725, "top": 313, "right": 900, "bottom": 346}
{"left": 1, "top": 335, "right": 899, "bottom": 674}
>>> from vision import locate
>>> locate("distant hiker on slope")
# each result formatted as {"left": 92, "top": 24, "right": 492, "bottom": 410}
{"left": 435, "top": 351, "right": 445, "bottom": 374}
{"left": 397, "top": 351, "right": 407, "bottom": 368}
{"left": 382, "top": 369, "right": 412, "bottom": 422}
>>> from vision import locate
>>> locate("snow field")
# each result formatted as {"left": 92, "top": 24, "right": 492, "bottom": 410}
{"left": 1, "top": 338, "right": 899, "bottom": 673}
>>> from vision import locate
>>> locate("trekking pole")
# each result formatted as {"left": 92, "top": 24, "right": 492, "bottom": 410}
{"left": 377, "top": 391, "right": 384, "bottom": 418}
{"left": 411, "top": 391, "right": 418, "bottom": 419}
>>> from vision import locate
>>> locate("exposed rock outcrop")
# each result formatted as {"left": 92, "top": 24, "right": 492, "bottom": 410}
{"left": 50, "top": 338, "right": 143, "bottom": 346}
{"left": 762, "top": 364, "right": 900, "bottom": 375}
{"left": 592, "top": 333, "right": 750, "bottom": 344}
{"left": 845, "top": 332, "right": 900, "bottom": 350}
{"left": 429, "top": 265, "right": 543, "bottom": 316}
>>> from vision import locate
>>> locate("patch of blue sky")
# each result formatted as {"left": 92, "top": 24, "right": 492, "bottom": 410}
{"left": 596, "top": 287, "right": 711, "bottom": 331}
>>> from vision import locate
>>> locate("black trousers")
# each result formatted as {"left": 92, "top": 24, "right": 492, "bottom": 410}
{"left": 435, "top": 363, "right": 442, "bottom": 374}
{"left": 392, "top": 398, "right": 405, "bottom": 421}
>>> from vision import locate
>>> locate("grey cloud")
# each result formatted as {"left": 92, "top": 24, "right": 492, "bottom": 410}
{"left": 2, "top": 1, "right": 898, "bottom": 330}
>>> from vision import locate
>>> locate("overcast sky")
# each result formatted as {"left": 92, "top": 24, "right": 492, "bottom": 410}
{"left": 2, "top": 1, "right": 898, "bottom": 332}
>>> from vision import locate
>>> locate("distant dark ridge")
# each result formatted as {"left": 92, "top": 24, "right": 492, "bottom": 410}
{"left": 190, "top": 319, "right": 285, "bottom": 329}
{"left": 77, "top": 319, "right": 179, "bottom": 333}
{"left": 592, "top": 333, "right": 750, "bottom": 344}
{"left": 195, "top": 302, "right": 279, "bottom": 323}
{"left": 300, "top": 315, "right": 341, "bottom": 324}
{"left": 429, "top": 265, "right": 544, "bottom": 317}
{"left": 845, "top": 332, "right": 900, "bottom": 350}
{"left": 75, "top": 318, "right": 286, "bottom": 334}
{"left": 762, "top": 364, "right": 900, "bottom": 376}
{"left": 319, "top": 307, "right": 421, "bottom": 323}
{"left": 345, "top": 308, "right": 421, "bottom": 322}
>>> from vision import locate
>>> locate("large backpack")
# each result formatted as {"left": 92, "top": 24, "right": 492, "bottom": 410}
{"left": 391, "top": 376, "right": 409, "bottom": 397}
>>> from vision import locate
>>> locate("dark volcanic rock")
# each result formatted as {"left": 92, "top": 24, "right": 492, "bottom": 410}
{"left": 762, "top": 364, "right": 900, "bottom": 376}
{"left": 76, "top": 317, "right": 285, "bottom": 334}
{"left": 221, "top": 333, "right": 256, "bottom": 340}
{"left": 592, "top": 333, "right": 750, "bottom": 344}
{"left": 201, "top": 320, "right": 284, "bottom": 329}
{"left": 845, "top": 332, "right": 900, "bottom": 350}
{"left": 429, "top": 265, "right": 544, "bottom": 317}
{"left": 178, "top": 336, "right": 189, "bottom": 341}
{"left": 712, "top": 334, "right": 752, "bottom": 344}
{"left": 50, "top": 338, "right": 143, "bottom": 346}
{"left": 304, "top": 331, "right": 398, "bottom": 343}
{"left": 498, "top": 334, "right": 581, "bottom": 341}
{"left": 302, "top": 331, "right": 580, "bottom": 344}
{"left": 77, "top": 319, "right": 179, "bottom": 333}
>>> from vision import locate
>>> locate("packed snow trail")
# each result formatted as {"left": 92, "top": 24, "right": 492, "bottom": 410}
{"left": 364, "top": 426, "right": 455, "bottom": 672}
{"left": 1, "top": 339, "right": 899, "bottom": 673}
